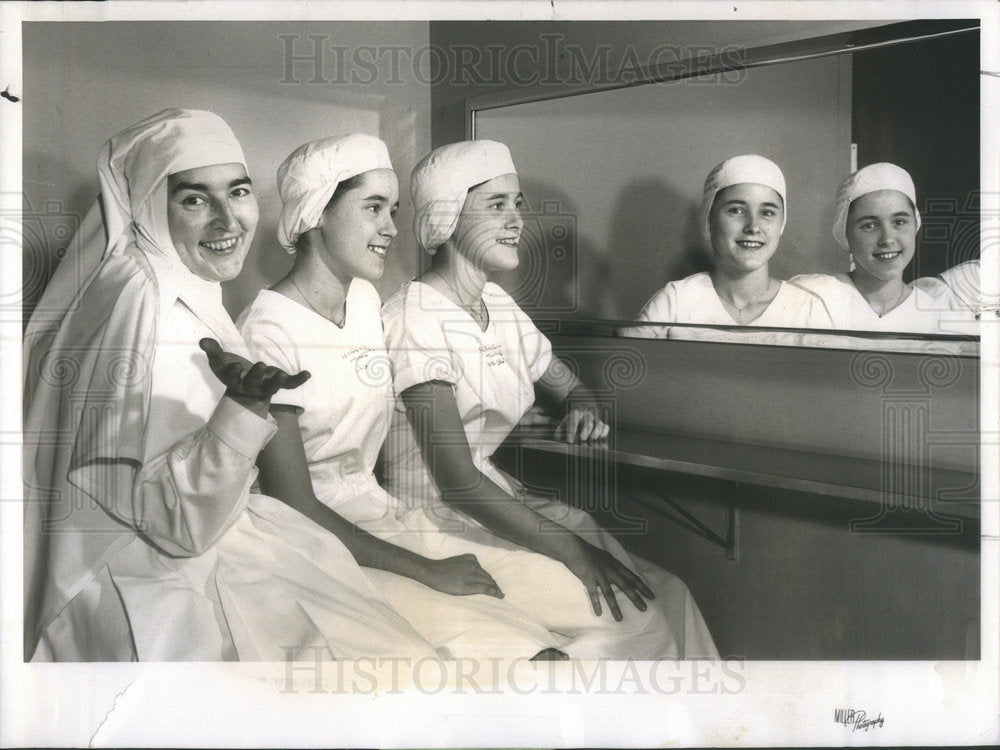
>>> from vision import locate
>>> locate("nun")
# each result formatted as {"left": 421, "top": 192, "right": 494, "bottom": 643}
{"left": 22, "top": 110, "right": 437, "bottom": 661}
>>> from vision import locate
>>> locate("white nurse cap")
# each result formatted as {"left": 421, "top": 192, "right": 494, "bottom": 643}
{"left": 832, "top": 162, "right": 921, "bottom": 249}
{"left": 700, "top": 154, "right": 787, "bottom": 242}
{"left": 410, "top": 140, "right": 517, "bottom": 252}
{"left": 277, "top": 133, "right": 393, "bottom": 252}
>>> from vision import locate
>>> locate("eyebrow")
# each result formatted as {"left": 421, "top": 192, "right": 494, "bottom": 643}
{"left": 721, "top": 199, "right": 781, "bottom": 209}
{"left": 855, "top": 211, "right": 912, "bottom": 222}
{"left": 362, "top": 193, "right": 394, "bottom": 203}
{"left": 170, "top": 176, "right": 253, "bottom": 194}
{"left": 483, "top": 192, "right": 524, "bottom": 201}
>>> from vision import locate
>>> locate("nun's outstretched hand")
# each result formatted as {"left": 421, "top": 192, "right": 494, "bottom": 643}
{"left": 200, "top": 338, "right": 310, "bottom": 418}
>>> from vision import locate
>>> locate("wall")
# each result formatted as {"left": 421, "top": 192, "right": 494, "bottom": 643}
{"left": 22, "top": 21, "right": 432, "bottom": 320}
{"left": 547, "top": 333, "right": 979, "bottom": 472}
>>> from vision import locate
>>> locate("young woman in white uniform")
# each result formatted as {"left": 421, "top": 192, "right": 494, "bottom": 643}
{"left": 22, "top": 110, "right": 436, "bottom": 661}
{"left": 379, "top": 140, "right": 718, "bottom": 659}
{"left": 791, "top": 163, "right": 955, "bottom": 334}
{"left": 239, "top": 135, "right": 561, "bottom": 660}
{"left": 627, "top": 154, "right": 832, "bottom": 341}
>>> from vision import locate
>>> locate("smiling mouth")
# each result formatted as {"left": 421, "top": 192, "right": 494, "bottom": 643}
{"left": 368, "top": 245, "right": 388, "bottom": 258}
{"left": 200, "top": 236, "right": 241, "bottom": 253}
{"left": 496, "top": 237, "right": 519, "bottom": 247}
{"left": 736, "top": 240, "right": 765, "bottom": 250}
{"left": 873, "top": 251, "right": 901, "bottom": 261}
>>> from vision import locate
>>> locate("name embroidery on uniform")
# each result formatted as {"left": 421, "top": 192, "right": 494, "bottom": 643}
{"left": 480, "top": 342, "right": 505, "bottom": 367}
{"left": 342, "top": 346, "right": 373, "bottom": 369}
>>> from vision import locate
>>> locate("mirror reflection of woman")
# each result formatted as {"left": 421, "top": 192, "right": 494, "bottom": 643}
{"left": 792, "top": 163, "right": 952, "bottom": 333}
{"left": 239, "top": 135, "right": 562, "bottom": 660}
{"left": 628, "top": 154, "right": 832, "bottom": 340}
{"left": 380, "top": 140, "right": 718, "bottom": 659}
{"left": 22, "top": 111, "right": 437, "bottom": 661}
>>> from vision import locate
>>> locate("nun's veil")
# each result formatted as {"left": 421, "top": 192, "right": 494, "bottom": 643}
{"left": 22, "top": 109, "right": 251, "bottom": 659}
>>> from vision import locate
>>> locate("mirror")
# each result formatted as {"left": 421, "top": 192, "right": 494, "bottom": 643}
{"left": 467, "top": 20, "right": 980, "bottom": 351}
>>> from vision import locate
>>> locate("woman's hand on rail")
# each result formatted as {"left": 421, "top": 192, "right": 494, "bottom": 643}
{"left": 200, "top": 338, "right": 310, "bottom": 418}
{"left": 559, "top": 538, "right": 654, "bottom": 621}
{"left": 518, "top": 405, "right": 557, "bottom": 428}
{"left": 536, "top": 359, "right": 610, "bottom": 442}
{"left": 418, "top": 553, "right": 505, "bottom": 598}
{"left": 555, "top": 407, "right": 610, "bottom": 443}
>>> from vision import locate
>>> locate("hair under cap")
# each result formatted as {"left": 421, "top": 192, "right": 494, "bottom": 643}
{"left": 832, "top": 162, "right": 921, "bottom": 249}
{"left": 410, "top": 140, "right": 517, "bottom": 252}
{"left": 700, "top": 154, "right": 787, "bottom": 242}
{"left": 277, "top": 133, "right": 393, "bottom": 252}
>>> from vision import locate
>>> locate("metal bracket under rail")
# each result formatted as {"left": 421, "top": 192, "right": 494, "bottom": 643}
{"left": 639, "top": 487, "right": 739, "bottom": 561}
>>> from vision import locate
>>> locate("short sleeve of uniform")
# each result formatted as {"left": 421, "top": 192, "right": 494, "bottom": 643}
{"left": 623, "top": 284, "right": 676, "bottom": 338}
{"left": 238, "top": 300, "right": 305, "bottom": 412}
{"left": 789, "top": 274, "right": 842, "bottom": 329}
{"left": 493, "top": 285, "right": 553, "bottom": 382}
{"left": 804, "top": 294, "right": 835, "bottom": 328}
{"left": 382, "top": 286, "right": 460, "bottom": 394}
{"left": 638, "top": 284, "right": 677, "bottom": 323}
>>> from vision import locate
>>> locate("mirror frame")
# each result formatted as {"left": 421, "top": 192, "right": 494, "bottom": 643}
{"left": 465, "top": 19, "right": 978, "bottom": 132}
{"left": 463, "top": 19, "right": 981, "bottom": 350}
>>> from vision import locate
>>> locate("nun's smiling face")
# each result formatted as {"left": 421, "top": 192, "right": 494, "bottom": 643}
{"left": 167, "top": 162, "right": 259, "bottom": 282}
{"left": 846, "top": 189, "right": 917, "bottom": 284}
{"left": 451, "top": 173, "right": 524, "bottom": 273}
{"left": 708, "top": 183, "right": 783, "bottom": 274}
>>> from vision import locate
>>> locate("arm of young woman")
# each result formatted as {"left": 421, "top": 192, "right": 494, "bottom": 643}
{"left": 534, "top": 356, "right": 610, "bottom": 443}
{"left": 254, "top": 405, "right": 504, "bottom": 599}
{"left": 400, "top": 380, "right": 652, "bottom": 621}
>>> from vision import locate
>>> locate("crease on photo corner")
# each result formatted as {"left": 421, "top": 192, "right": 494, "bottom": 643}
{"left": 88, "top": 678, "right": 137, "bottom": 747}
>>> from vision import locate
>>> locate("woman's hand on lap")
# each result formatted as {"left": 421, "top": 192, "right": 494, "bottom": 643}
{"left": 419, "top": 553, "right": 505, "bottom": 598}
{"left": 200, "top": 338, "right": 310, "bottom": 417}
{"left": 560, "top": 539, "right": 654, "bottom": 621}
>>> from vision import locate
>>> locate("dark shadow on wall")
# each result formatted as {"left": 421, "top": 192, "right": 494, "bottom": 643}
{"left": 606, "top": 177, "right": 713, "bottom": 321}
{"left": 493, "top": 176, "right": 716, "bottom": 322}
{"left": 492, "top": 178, "right": 594, "bottom": 319}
